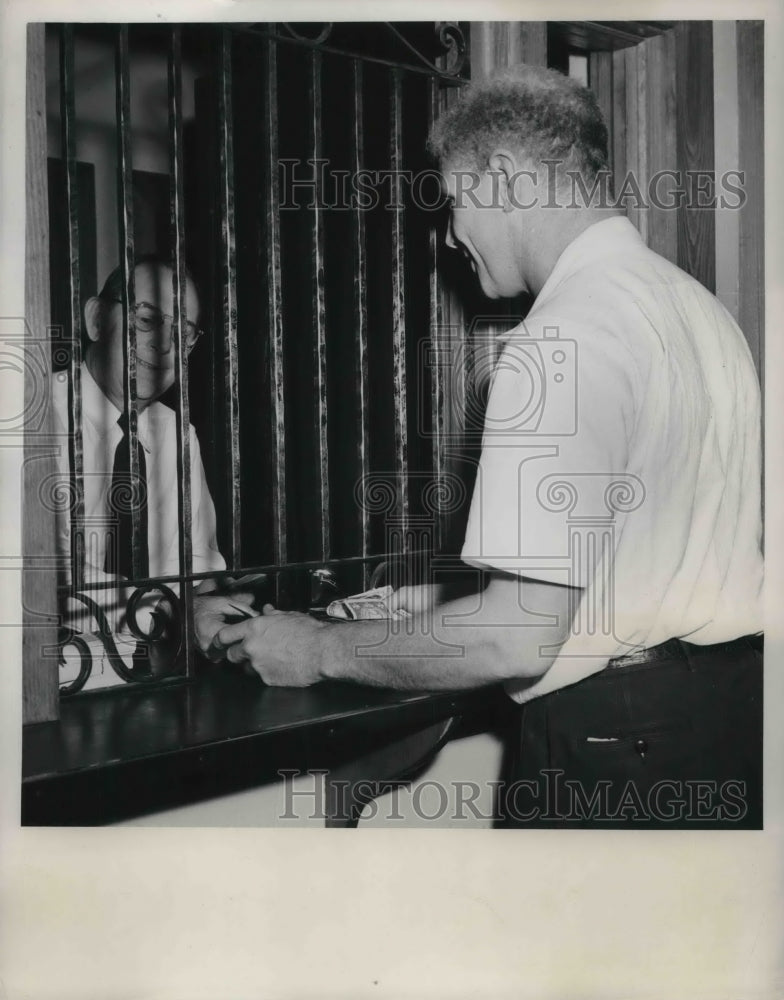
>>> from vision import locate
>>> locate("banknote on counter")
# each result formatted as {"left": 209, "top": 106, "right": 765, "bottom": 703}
{"left": 326, "top": 585, "right": 412, "bottom": 622}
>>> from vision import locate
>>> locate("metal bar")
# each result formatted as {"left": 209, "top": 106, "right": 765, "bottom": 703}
{"left": 60, "top": 25, "right": 85, "bottom": 591}
{"left": 351, "top": 59, "right": 371, "bottom": 585}
{"left": 428, "top": 75, "right": 446, "bottom": 552}
{"left": 390, "top": 69, "right": 409, "bottom": 543}
{"left": 230, "top": 24, "right": 469, "bottom": 84}
{"left": 168, "top": 25, "right": 195, "bottom": 678}
{"left": 265, "top": 39, "right": 287, "bottom": 567}
{"left": 439, "top": 83, "right": 468, "bottom": 445}
{"left": 309, "top": 49, "right": 329, "bottom": 561}
{"left": 114, "top": 25, "right": 143, "bottom": 581}
{"left": 217, "top": 28, "right": 241, "bottom": 568}
{"left": 57, "top": 549, "right": 434, "bottom": 593}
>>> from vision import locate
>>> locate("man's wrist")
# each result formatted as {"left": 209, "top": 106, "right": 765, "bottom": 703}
{"left": 317, "top": 620, "right": 346, "bottom": 683}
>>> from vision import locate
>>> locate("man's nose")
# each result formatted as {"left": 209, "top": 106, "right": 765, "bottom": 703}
{"left": 150, "top": 323, "right": 174, "bottom": 354}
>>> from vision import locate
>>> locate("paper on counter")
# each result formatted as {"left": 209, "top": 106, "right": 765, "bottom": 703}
{"left": 59, "top": 630, "right": 139, "bottom": 692}
{"left": 326, "top": 584, "right": 412, "bottom": 622}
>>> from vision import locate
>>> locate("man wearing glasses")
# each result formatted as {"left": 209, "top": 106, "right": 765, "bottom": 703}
{"left": 52, "top": 255, "right": 224, "bottom": 687}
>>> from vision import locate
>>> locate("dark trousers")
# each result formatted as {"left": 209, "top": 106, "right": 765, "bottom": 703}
{"left": 497, "top": 635, "right": 762, "bottom": 829}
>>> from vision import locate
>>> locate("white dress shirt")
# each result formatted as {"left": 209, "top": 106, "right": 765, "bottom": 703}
{"left": 461, "top": 216, "right": 763, "bottom": 703}
{"left": 51, "top": 363, "right": 225, "bottom": 686}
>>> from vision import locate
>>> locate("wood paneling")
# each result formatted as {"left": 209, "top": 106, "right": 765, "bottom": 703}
{"left": 514, "top": 22, "right": 548, "bottom": 67}
{"left": 616, "top": 30, "right": 681, "bottom": 266}
{"left": 470, "top": 21, "right": 547, "bottom": 77}
{"left": 23, "top": 24, "right": 59, "bottom": 724}
{"left": 551, "top": 21, "right": 675, "bottom": 53}
{"left": 644, "top": 30, "right": 678, "bottom": 263}
{"left": 737, "top": 21, "right": 764, "bottom": 380}
{"left": 611, "top": 48, "right": 627, "bottom": 197}
{"left": 712, "top": 21, "right": 740, "bottom": 323}
{"left": 588, "top": 51, "right": 613, "bottom": 171}
{"left": 676, "top": 22, "right": 716, "bottom": 293}
{"left": 623, "top": 41, "right": 646, "bottom": 240}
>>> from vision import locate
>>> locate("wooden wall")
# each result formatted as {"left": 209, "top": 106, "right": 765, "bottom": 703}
{"left": 595, "top": 26, "right": 712, "bottom": 285}
{"left": 591, "top": 21, "right": 763, "bottom": 377}
{"left": 470, "top": 21, "right": 547, "bottom": 76}
{"left": 675, "top": 23, "right": 716, "bottom": 294}
{"left": 23, "top": 24, "right": 59, "bottom": 723}
{"left": 736, "top": 22, "right": 764, "bottom": 381}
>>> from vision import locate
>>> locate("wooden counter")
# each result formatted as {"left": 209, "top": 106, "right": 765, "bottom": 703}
{"left": 23, "top": 662, "right": 499, "bottom": 826}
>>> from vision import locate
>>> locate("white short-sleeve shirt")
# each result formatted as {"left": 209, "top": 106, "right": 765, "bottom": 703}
{"left": 460, "top": 216, "right": 763, "bottom": 703}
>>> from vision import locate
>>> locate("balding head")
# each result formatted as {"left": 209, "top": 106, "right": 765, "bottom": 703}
{"left": 84, "top": 257, "right": 201, "bottom": 412}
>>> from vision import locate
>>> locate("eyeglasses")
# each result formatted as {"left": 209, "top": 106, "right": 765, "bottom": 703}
{"left": 103, "top": 298, "right": 205, "bottom": 351}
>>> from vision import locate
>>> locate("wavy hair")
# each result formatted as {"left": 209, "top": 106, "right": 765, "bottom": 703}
{"left": 428, "top": 64, "right": 609, "bottom": 182}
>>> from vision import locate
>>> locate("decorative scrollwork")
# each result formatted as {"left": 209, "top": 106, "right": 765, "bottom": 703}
{"left": 384, "top": 21, "right": 467, "bottom": 78}
{"left": 281, "top": 22, "right": 333, "bottom": 45}
{"left": 58, "top": 629, "right": 94, "bottom": 696}
{"left": 64, "top": 589, "right": 180, "bottom": 685}
{"left": 126, "top": 582, "right": 182, "bottom": 650}
{"left": 243, "top": 21, "right": 468, "bottom": 82}
{"left": 62, "top": 592, "right": 139, "bottom": 684}
{"left": 435, "top": 21, "right": 467, "bottom": 76}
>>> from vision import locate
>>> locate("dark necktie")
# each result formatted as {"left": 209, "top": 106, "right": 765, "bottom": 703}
{"left": 104, "top": 411, "right": 149, "bottom": 580}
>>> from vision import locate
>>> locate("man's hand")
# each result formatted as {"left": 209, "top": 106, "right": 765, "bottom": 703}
{"left": 211, "top": 605, "right": 328, "bottom": 686}
{"left": 197, "top": 573, "right": 577, "bottom": 692}
{"left": 193, "top": 593, "right": 257, "bottom": 660}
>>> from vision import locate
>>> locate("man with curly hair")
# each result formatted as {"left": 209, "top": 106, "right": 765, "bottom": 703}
{"left": 197, "top": 65, "right": 763, "bottom": 828}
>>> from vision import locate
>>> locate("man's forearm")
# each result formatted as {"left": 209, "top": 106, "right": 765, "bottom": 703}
{"left": 318, "top": 615, "right": 513, "bottom": 690}
{"left": 210, "top": 572, "right": 578, "bottom": 690}
{"left": 319, "top": 577, "right": 575, "bottom": 691}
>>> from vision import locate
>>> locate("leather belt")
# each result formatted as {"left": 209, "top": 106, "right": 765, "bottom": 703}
{"left": 605, "top": 633, "right": 763, "bottom": 671}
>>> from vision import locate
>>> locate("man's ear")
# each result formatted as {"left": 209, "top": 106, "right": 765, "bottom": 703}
{"left": 488, "top": 149, "right": 519, "bottom": 212}
{"left": 83, "top": 297, "right": 103, "bottom": 342}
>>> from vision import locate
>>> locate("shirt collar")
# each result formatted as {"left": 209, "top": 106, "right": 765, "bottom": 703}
{"left": 534, "top": 215, "right": 644, "bottom": 308}
{"left": 496, "top": 216, "right": 644, "bottom": 342}
{"left": 80, "top": 362, "right": 152, "bottom": 452}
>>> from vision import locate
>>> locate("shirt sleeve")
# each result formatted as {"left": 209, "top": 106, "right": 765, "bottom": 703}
{"left": 460, "top": 314, "right": 638, "bottom": 589}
